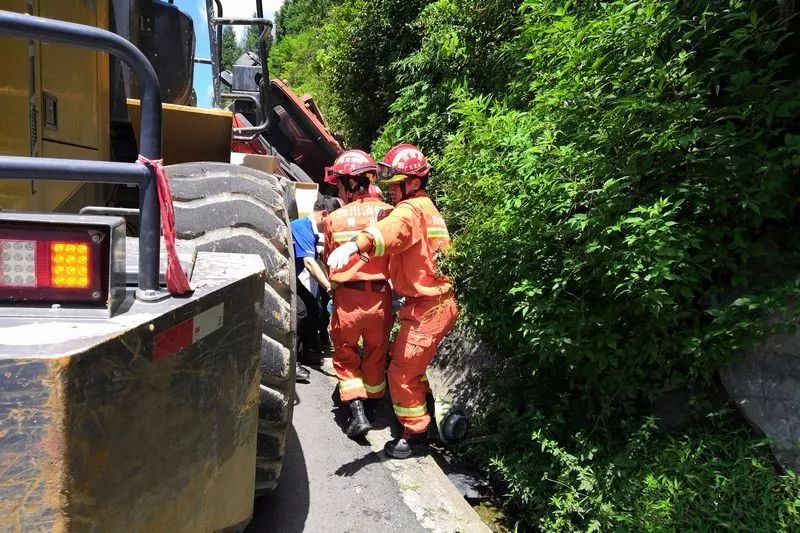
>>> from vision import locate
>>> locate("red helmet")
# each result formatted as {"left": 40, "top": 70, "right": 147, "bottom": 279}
{"left": 379, "top": 144, "right": 430, "bottom": 183}
{"left": 324, "top": 149, "right": 377, "bottom": 185}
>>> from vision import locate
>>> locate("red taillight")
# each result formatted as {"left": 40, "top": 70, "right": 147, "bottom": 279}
{"left": 0, "top": 213, "right": 126, "bottom": 317}
{"left": 0, "top": 239, "right": 95, "bottom": 290}
{"left": 0, "top": 224, "right": 109, "bottom": 305}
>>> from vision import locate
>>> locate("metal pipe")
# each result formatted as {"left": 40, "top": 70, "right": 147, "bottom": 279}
{"left": 213, "top": 0, "right": 224, "bottom": 105}
{"left": 194, "top": 57, "right": 212, "bottom": 65}
{"left": 206, "top": 0, "right": 221, "bottom": 108}
{"left": 0, "top": 156, "right": 150, "bottom": 184}
{"left": 213, "top": 17, "right": 271, "bottom": 25}
{"left": 255, "top": 0, "right": 270, "bottom": 130}
{"left": 231, "top": 131, "right": 263, "bottom": 142}
{"left": 221, "top": 92, "right": 262, "bottom": 116}
{"left": 221, "top": 92, "right": 269, "bottom": 139}
{"left": 80, "top": 206, "right": 140, "bottom": 217}
{"left": 0, "top": 10, "right": 163, "bottom": 294}
{"left": 216, "top": 23, "right": 223, "bottom": 98}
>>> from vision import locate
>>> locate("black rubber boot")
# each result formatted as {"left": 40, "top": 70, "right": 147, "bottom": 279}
{"left": 295, "top": 363, "right": 310, "bottom": 383}
{"left": 384, "top": 430, "right": 428, "bottom": 459}
{"left": 346, "top": 399, "right": 372, "bottom": 438}
{"left": 425, "top": 392, "right": 436, "bottom": 437}
{"left": 363, "top": 398, "right": 377, "bottom": 422}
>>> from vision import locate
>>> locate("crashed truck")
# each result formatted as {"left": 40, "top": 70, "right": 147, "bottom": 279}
{"left": 0, "top": 0, "right": 343, "bottom": 530}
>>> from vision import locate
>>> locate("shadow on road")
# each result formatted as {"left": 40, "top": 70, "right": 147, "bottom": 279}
{"left": 309, "top": 362, "right": 337, "bottom": 379}
{"left": 334, "top": 451, "right": 383, "bottom": 477}
{"left": 247, "top": 425, "right": 309, "bottom": 532}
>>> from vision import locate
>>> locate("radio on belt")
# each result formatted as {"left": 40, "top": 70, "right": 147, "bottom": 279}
{"left": 0, "top": 212, "right": 126, "bottom": 317}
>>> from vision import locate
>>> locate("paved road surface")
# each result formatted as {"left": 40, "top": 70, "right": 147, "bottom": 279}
{"left": 248, "top": 359, "right": 489, "bottom": 533}
{"left": 248, "top": 362, "right": 425, "bottom": 533}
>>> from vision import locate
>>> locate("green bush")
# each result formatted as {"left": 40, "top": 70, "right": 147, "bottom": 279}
{"left": 270, "top": 1, "right": 344, "bottom": 130}
{"left": 274, "top": 0, "right": 338, "bottom": 40}
{"left": 279, "top": 0, "right": 800, "bottom": 527}
{"left": 390, "top": 0, "right": 800, "bottom": 527}
{"left": 269, "top": 29, "right": 344, "bottom": 127}
{"left": 488, "top": 410, "right": 800, "bottom": 531}
{"left": 374, "top": 0, "right": 521, "bottom": 155}
{"left": 440, "top": 0, "right": 800, "bottom": 398}
{"left": 318, "top": 0, "right": 431, "bottom": 148}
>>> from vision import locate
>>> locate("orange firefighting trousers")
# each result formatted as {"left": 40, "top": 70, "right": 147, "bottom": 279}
{"left": 331, "top": 282, "right": 392, "bottom": 402}
{"left": 389, "top": 293, "right": 458, "bottom": 434}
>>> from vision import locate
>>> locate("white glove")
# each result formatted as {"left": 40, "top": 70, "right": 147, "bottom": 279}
{"left": 327, "top": 241, "right": 359, "bottom": 270}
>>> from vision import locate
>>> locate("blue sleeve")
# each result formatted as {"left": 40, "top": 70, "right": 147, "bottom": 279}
{"left": 291, "top": 218, "right": 317, "bottom": 260}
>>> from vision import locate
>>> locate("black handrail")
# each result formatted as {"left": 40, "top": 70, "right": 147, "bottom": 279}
{"left": 0, "top": 10, "right": 163, "bottom": 296}
{"left": 222, "top": 93, "right": 270, "bottom": 141}
{"left": 205, "top": 0, "right": 271, "bottom": 121}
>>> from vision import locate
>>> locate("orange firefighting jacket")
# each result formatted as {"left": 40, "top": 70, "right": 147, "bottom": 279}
{"left": 325, "top": 195, "right": 393, "bottom": 283}
{"left": 355, "top": 191, "right": 452, "bottom": 299}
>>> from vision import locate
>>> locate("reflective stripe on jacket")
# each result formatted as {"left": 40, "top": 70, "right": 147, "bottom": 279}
{"left": 355, "top": 191, "right": 452, "bottom": 299}
{"left": 324, "top": 195, "right": 393, "bottom": 283}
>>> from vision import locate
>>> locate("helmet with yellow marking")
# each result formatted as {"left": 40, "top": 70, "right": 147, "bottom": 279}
{"left": 377, "top": 144, "right": 430, "bottom": 184}
{"left": 324, "top": 149, "right": 378, "bottom": 186}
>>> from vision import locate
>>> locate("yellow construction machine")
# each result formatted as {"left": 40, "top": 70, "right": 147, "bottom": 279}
{"left": 0, "top": 1, "right": 341, "bottom": 530}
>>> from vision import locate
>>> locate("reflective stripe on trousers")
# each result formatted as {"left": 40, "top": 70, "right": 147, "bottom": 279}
{"left": 331, "top": 284, "right": 392, "bottom": 402}
{"left": 389, "top": 295, "right": 457, "bottom": 434}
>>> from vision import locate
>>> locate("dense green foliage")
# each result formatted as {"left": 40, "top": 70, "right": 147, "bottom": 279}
{"left": 269, "top": 0, "right": 342, "bottom": 126}
{"left": 274, "top": 0, "right": 334, "bottom": 40}
{"left": 431, "top": 0, "right": 800, "bottom": 528}
{"left": 486, "top": 411, "right": 800, "bottom": 530}
{"left": 271, "top": 0, "right": 429, "bottom": 146}
{"left": 316, "top": 0, "right": 429, "bottom": 147}
{"left": 269, "top": 29, "right": 326, "bottom": 95}
{"left": 273, "top": 0, "right": 800, "bottom": 528}
{"left": 439, "top": 0, "right": 800, "bottom": 395}
{"left": 373, "top": 0, "right": 520, "bottom": 155}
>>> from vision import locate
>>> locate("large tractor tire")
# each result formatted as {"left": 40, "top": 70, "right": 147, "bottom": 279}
{"left": 166, "top": 162, "right": 296, "bottom": 495}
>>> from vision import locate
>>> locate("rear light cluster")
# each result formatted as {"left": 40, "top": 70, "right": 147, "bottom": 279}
{"left": 1, "top": 239, "right": 92, "bottom": 290}
{"left": 0, "top": 227, "right": 106, "bottom": 305}
{"left": 0, "top": 213, "right": 126, "bottom": 315}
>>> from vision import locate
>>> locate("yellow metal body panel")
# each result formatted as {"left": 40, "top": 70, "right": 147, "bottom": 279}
{"left": 0, "top": 0, "right": 36, "bottom": 158}
{"left": 39, "top": 141, "right": 109, "bottom": 210}
{"left": 0, "top": 142, "right": 108, "bottom": 211}
{"left": 0, "top": 0, "right": 110, "bottom": 212}
{"left": 127, "top": 98, "right": 234, "bottom": 165}
{"left": 40, "top": 1, "right": 100, "bottom": 149}
{"left": 0, "top": 181, "right": 29, "bottom": 210}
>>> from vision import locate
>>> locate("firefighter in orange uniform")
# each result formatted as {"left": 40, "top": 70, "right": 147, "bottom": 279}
{"left": 327, "top": 144, "right": 457, "bottom": 458}
{"left": 323, "top": 149, "right": 394, "bottom": 438}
